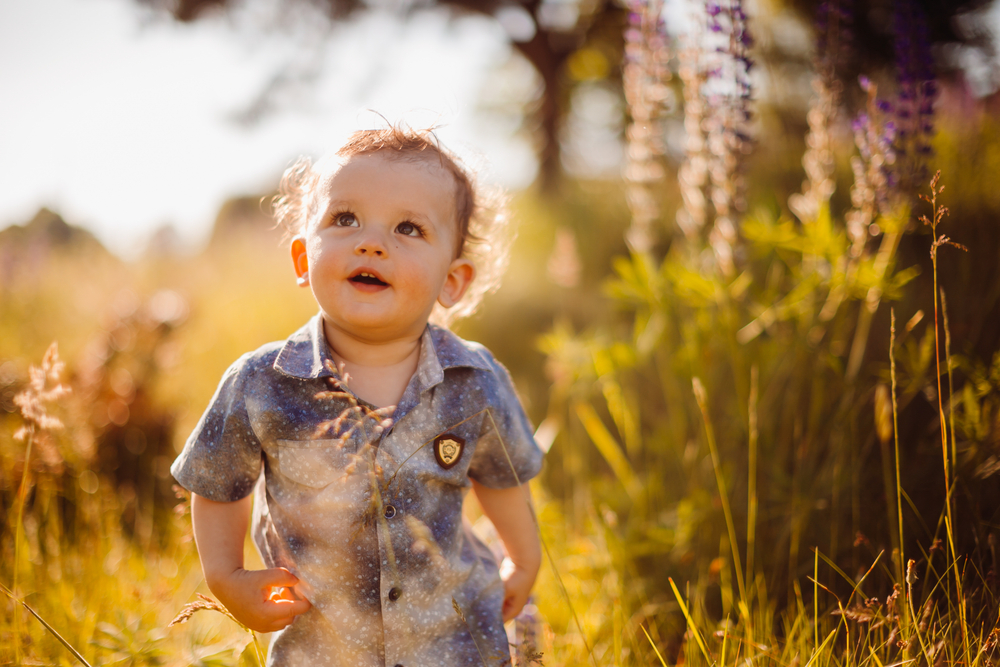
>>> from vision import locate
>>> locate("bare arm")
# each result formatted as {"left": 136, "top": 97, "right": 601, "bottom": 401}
{"left": 191, "top": 493, "right": 310, "bottom": 632}
{"left": 471, "top": 481, "right": 541, "bottom": 621}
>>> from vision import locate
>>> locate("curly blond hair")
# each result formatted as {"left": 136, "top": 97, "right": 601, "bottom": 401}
{"left": 271, "top": 125, "right": 512, "bottom": 327}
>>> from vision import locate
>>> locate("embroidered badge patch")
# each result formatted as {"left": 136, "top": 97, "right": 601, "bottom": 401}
{"left": 434, "top": 434, "right": 465, "bottom": 470}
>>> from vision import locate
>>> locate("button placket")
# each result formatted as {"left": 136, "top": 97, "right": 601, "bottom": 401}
{"left": 376, "top": 432, "right": 409, "bottom": 667}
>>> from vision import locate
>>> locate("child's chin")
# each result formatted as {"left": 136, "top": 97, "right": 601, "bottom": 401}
{"left": 327, "top": 312, "right": 424, "bottom": 337}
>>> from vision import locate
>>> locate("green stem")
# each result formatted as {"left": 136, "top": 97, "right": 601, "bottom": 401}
{"left": 890, "top": 311, "right": 905, "bottom": 582}
{"left": 12, "top": 426, "right": 34, "bottom": 667}
{"left": 746, "top": 364, "right": 758, "bottom": 645}
{"left": 930, "top": 197, "right": 970, "bottom": 664}
{"left": 250, "top": 631, "right": 265, "bottom": 666}
{"left": 0, "top": 581, "right": 93, "bottom": 667}
{"left": 693, "top": 378, "right": 747, "bottom": 611}
{"left": 941, "top": 289, "right": 957, "bottom": 477}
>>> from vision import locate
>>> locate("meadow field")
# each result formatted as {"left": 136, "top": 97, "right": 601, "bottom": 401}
{"left": 5, "top": 2, "right": 1000, "bottom": 666}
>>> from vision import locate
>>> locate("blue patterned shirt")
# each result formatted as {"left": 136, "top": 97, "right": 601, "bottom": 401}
{"left": 171, "top": 315, "right": 543, "bottom": 667}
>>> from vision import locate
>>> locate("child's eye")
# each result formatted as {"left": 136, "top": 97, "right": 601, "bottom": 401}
{"left": 334, "top": 212, "right": 359, "bottom": 227}
{"left": 395, "top": 221, "right": 423, "bottom": 237}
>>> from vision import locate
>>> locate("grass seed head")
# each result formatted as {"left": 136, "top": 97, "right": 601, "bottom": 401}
{"left": 167, "top": 594, "right": 240, "bottom": 629}
{"left": 14, "top": 344, "right": 71, "bottom": 438}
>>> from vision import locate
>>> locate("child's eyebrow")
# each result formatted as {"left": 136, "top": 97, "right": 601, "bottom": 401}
{"left": 323, "top": 198, "right": 352, "bottom": 211}
{"left": 397, "top": 209, "right": 434, "bottom": 224}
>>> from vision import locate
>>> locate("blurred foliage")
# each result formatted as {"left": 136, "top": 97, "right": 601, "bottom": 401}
{"left": 136, "top": 0, "right": 628, "bottom": 189}
{"left": 533, "top": 108, "right": 1000, "bottom": 662}
{"left": 131, "top": 0, "right": 1000, "bottom": 201}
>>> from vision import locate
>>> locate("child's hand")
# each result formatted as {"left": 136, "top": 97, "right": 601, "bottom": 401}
{"left": 209, "top": 566, "right": 311, "bottom": 633}
{"left": 191, "top": 495, "right": 310, "bottom": 632}
{"left": 499, "top": 558, "right": 539, "bottom": 622}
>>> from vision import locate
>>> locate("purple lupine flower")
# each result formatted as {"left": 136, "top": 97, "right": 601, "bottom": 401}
{"left": 698, "top": 0, "right": 754, "bottom": 275}
{"left": 816, "top": 0, "right": 853, "bottom": 76}
{"left": 816, "top": 1, "right": 833, "bottom": 63}
{"left": 789, "top": 0, "right": 851, "bottom": 227}
{"left": 892, "top": 0, "right": 937, "bottom": 189}
{"left": 852, "top": 80, "right": 898, "bottom": 218}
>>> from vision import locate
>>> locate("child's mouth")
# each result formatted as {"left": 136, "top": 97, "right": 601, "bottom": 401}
{"left": 349, "top": 271, "right": 389, "bottom": 287}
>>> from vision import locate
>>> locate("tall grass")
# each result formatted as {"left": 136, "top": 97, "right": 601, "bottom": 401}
{"left": 0, "top": 233, "right": 316, "bottom": 666}
{"left": 534, "top": 125, "right": 1000, "bottom": 663}
{"left": 527, "top": 1, "right": 1000, "bottom": 658}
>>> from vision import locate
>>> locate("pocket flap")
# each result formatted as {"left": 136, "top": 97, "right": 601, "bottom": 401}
{"left": 277, "top": 439, "right": 348, "bottom": 489}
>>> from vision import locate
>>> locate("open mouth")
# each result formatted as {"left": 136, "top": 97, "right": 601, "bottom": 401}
{"left": 349, "top": 271, "right": 389, "bottom": 287}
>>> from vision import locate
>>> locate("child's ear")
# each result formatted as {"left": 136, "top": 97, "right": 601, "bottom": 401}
{"left": 438, "top": 258, "right": 475, "bottom": 309}
{"left": 290, "top": 237, "right": 310, "bottom": 287}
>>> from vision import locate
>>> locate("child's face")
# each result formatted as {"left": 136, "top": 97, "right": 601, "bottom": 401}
{"left": 290, "top": 152, "right": 474, "bottom": 344}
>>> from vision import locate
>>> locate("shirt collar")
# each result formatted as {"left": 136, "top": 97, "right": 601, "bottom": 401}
{"left": 273, "top": 314, "right": 492, "bottom": 386}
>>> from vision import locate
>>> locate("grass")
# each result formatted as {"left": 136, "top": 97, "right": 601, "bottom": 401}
{"left": 528, "top": 156, "right": 1000, "bottom": 667}
{"left": 1, "top": 292, "right": 999, "bottom": 666}
{"left": 2, "top": 131, "right": 1000, "bottom": 667}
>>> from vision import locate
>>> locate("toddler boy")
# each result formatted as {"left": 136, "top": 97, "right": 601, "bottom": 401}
{"left": 171, "top": 127, "right": 543, "bottom": 667}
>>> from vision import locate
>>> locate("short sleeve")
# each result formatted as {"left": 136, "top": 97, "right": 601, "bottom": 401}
{"left": 170, "top": 354, "right": 263, "bottom": 501}
{"left": 467, "top": 355, "right": 543, "bottom": 489}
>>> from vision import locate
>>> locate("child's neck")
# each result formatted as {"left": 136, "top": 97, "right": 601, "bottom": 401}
{"left": 323, "top": 322, "right": 422, "bottom": 409}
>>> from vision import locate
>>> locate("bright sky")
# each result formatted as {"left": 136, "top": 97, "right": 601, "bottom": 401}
{"left": 0, "top": 0, "right": 537, "bottom": 257}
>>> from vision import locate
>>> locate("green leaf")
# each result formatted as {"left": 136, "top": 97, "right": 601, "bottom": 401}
{"left": 237, "top": 638, "right": 263, "bottom": 667}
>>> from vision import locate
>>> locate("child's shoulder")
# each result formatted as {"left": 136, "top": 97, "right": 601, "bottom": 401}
{"left": 427, "top": 324, "right": 514, "bottom": 383}
{"left": 238, "top": 340, "right": 286, "bottom": 367}
{"left": 224, "top": 317, "right": 323, "bottom": 381}
{"left": 215, "top": 340, "right": 285, "bottom": 384}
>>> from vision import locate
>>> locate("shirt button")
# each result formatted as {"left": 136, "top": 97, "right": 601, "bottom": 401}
{"left": 388, "top": 586, "right": 402, "bottom": 601}
{"left": 384, "top": 505, "right": 396, "bottom": 519}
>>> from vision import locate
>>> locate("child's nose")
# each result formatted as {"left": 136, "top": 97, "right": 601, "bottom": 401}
{"left": 354, "top": 230, "right": 387, "bottom": 256}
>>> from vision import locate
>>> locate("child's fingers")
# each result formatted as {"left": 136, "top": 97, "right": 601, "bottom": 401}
{"left": 249, "top": 567, "right": 306, "bottom": 605}
{"left": 243, "top": 568, "right": 312, "bottom": 621}
{"left": 502, "top": 594, "right": 527, "bottom": 622}
{"left": 269, "top": 596, "right": 312, "bottom": 616}
{"left": 255, "top": 567, "right": 301, "bottom": 589}
{"left": 266, "top": 604, "right": 312, "bottom": 631}
{"left": 258, "top": 614, "right": 299, "bottom": 633}
{"left": 241, "top": 594, "right": 310, "bottom": 633}
{"left": 268, "top": 586, "right": 302, "bottom": 602}
{"left": 246, "top": 598, "right": 311, "bottom": 633}
{"left": 501, "top": 567, "right": 534, "bottom": 621}
{"left": 501, "top": 585, "right": 529, "bottom": 621}
{"left": 256, "top": 601, "right": 311, "bottom": 632}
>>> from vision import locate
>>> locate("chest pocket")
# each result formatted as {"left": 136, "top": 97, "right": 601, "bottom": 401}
{"left": 414, "top": 409, "right": 487, "bottom": 480}
{"left": 276, "top": 439, "right": 356, "bottom": 489}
